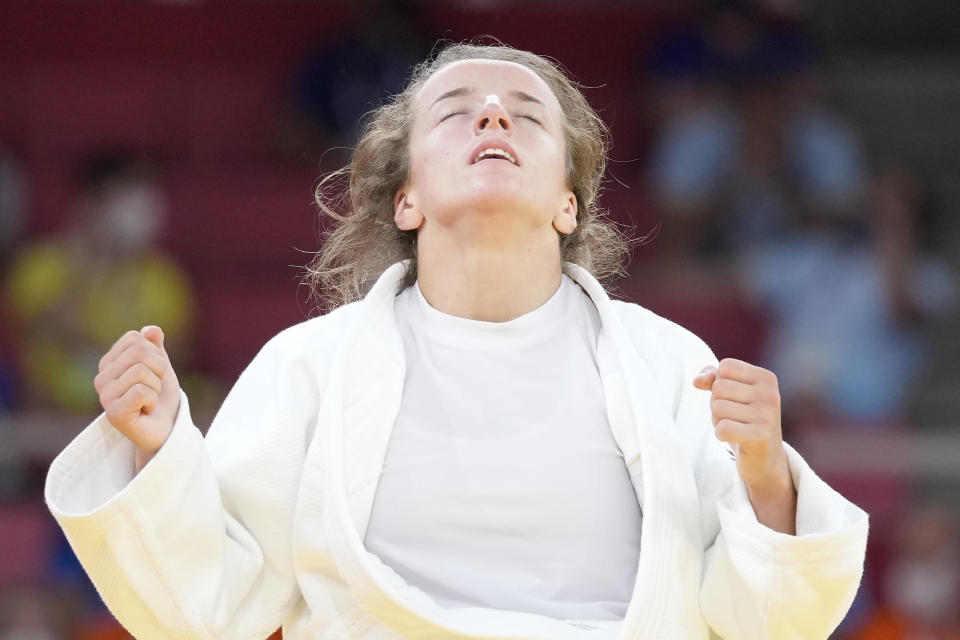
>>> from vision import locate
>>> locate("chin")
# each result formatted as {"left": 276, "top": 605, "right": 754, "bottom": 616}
{"left": 428, "top": 193, "right": 547, "bottom": 234}
{"left": 460, "top": 179, "right": 540, "bottom": 212}
{"left": 460, "top": 192, "right": 542, "bottom": 219}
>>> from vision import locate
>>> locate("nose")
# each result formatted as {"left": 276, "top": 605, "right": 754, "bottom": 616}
{"left": 474, "top": 99, "right": 513, "bottom": 136}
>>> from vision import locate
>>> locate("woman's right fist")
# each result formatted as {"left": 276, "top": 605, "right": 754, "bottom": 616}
{"left": 94, "top": 325, "right": 180, "bottom": 469}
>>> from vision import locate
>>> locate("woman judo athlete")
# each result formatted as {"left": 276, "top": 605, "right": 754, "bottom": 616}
{"left": 46, "top": 43, "right": 868, "bottom": 639}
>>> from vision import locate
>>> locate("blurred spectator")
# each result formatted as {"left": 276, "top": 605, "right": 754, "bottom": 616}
{"left": 645, "top": 0, "right": 866, "bottom": 262}
{"left": 0, "top": 579, "right": 130, "bottom": 640}
{"left": 2, "top": 151, "right": 197, "bottom": 636}
{"left": 0, "top": 147, "right": 26, "bottom": 412}
{"left": 275, "top": 0, "right": 434, "bottom": 169}
{"left": 0, "top": 583, "right": 72, "bottom": 640}
{"left": 641, "top": 2, "right": 737, "bottom": 261}
{"left": 738, "top": 166, "right": 957, "bottom": 423}
{"left": 850, "top": 505, "right": 960, "bottom": 639}
{"left": 0, "top": 148, "right": 26, "bottom": 263}
{"left": 4, "top": 150, "right": 195, "bottom": 415}
{"left": 640, "top": 2, "right": 956, "bottom": 423}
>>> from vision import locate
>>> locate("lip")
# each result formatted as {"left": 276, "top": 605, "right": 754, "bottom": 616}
{"left": 469, "top": 139, "right": 520, "bottom": 167}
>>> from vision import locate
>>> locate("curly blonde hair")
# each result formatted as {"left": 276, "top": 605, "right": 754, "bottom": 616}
{"left": 304, "top": 41, "right": 629, "bottom": 310}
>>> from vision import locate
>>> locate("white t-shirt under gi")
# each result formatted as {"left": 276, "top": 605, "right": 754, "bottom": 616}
{"left": 364, "top": 275, "right": 643, "bottom": 621}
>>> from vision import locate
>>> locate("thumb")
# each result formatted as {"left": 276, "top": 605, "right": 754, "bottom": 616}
{"left": 692, "top": 365, "right": 717, "bottom": 391}
{"left": 140, "top": 325, "right": 166, "bottom": 353}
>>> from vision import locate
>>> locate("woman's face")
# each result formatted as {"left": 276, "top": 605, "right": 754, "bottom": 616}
{"left": 395, "top": 59, "right": 576, "bottom": 235}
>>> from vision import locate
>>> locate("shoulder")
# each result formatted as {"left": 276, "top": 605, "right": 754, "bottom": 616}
{"left": 608, "top": 299, "right": 722, "bottom": 433}
{"left": 242, "top": 263, "right": 408, "bottom": 382}
{"left": 568, "top": 263, "right": 715, "bottom": 365}
{"left": 265, "top": 298, "right": 365, "bottom": 351}
{"left": 610, "top": 298, "right": 717, "bottom": 365}
{"left": 609, "top": 298, "right": 718, "bottom": 417}
{"left": 244, "top": 299, "right": 368, "bottom": 379}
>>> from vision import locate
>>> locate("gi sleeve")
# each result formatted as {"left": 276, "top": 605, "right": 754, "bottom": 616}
{"left": 674, "top": 335, "right": 869, "bottom": 640}
{"left": 44, "top": 329, "right": 319, "bottom": 639}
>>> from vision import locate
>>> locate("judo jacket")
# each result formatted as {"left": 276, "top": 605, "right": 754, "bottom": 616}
{"left": 45, "top": 261, "right": 869, "bottom": 640}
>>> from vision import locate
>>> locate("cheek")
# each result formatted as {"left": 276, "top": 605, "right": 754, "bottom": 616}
{"left": 539, "top": 138, "right": 571, "bottom": 187}
{"left": 411, "top": 135, "right": 459, "bottom": 184}
{"left": 556, "top": 137, "right": 572, "bottom": 179}
{"left": 527, "top": 127, "right": 567, "bottom": 173}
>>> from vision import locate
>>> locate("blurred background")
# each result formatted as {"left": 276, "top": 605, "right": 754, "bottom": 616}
{"left": 1, "top": 0, "right": 959, "bottom": 637}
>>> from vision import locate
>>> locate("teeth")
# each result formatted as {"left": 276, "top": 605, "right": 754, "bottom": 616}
{"left": 475, "top": 147, "right": 516, "bottom": 164}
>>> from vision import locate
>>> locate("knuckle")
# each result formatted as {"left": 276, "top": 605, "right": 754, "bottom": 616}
{"left": 714, "top": 379, "right": 732, "bottom": 397}
{"left": 132, "top": 384, "right": 152, "bottom": 401}
{"left": 715, "top": 419, "right": 733, "bottom": 438}
{"left": 99, "top": 378, "right": 118, "bottom": 400}
{"left": 761, "top": 387, "right": 780, "bottom": 405}
{"left": 711, "top": 396, "right": 730, "bottom": 413}
{"left": 131, "top": 342, "right": 148, "bottom": 358}
{"left": 113, "top": 333, "right": 137, "bottom": 351}
{"left": 104, "top": 405, "right": 126, "bottom": 428}
{"left": 113, "top": 331, "right": 137, "bottom": 350}
{"left": 746, "top": 408, "right": 764, "bottom": 426}
{"left": 754, "top": 366, "right": 773, "bottom": 383}
{"left": 121, "top": 385, "right": 143, "bottom": 406}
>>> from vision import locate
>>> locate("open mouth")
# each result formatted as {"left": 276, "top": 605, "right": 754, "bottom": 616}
{"left": 472, "top": 147, "right": 518, "bottom": 165}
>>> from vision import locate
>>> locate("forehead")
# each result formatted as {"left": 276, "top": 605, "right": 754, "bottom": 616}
{"left": 415, "top": 59, "right": 562, "bottom": 112}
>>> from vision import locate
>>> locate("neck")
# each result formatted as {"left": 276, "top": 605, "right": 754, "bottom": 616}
{"left": 415, "top": 225, "right": 563, "bottom": 322}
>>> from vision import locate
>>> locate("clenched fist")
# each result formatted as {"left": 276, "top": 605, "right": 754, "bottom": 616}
{"left": 94, "top": 325, "right": 180, "bottom": 472}
{"left": 693, "top": 358, "right": 797, "bottom": 535}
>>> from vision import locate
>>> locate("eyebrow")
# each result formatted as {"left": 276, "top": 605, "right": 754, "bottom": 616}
{"left": 429, "top": 87, "right": 546, "bottom": 109}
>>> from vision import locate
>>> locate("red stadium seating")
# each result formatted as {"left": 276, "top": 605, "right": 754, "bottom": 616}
{"left": 0, "top": 0, "right": 670, "bottom": 381}
{"left": 0, "top": 502, "right": 55, "bottom": 585}
{"left": 24, "top": 66, "right": 190, "bottom": 162}
{"left": 185, "top": 69, "right": 286, "bottom": 166}
{"left": 163, "top": 168, "right": 321, "bottom": 272}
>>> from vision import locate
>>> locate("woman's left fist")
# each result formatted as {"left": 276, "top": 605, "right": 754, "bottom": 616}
{"left": 693, "top": 358, "right": 795, "bottom": 524}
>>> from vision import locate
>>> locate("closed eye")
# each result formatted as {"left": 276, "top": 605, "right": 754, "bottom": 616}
{"left": 518, "top": 114, "right": 541, "bottom": 125}
{"left": 438, "top": 110, "right": 467, "bottom": 123}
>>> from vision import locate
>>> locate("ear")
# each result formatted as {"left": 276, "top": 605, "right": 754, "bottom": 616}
{"left": 394, "top": 189, "right": 424, "bottom": 231}
{"left": 552, "top": 191, "right": 578, "bottom": 235}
